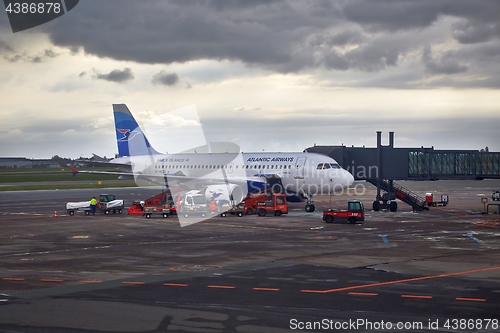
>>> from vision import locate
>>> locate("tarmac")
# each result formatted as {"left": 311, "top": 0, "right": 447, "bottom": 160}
{"left": 1, "top": 180, "right": 500, "bottom": 332}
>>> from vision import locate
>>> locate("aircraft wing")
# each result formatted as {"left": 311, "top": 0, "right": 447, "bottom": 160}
{"left": 72, "top": 160, "right": 132, "bottom": 168}
{"left": 70, "top": 167, "right": 133, "bottom": 177}
{"left": 70, "top": 167, "right": 269, "bottom": 187}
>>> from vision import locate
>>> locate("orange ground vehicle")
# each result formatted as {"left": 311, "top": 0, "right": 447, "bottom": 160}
{"left": 255, "top": 193, "right": 288, "bottom": 217}
{"left": 323, "top": 200, "right": 364, "bottom": 224}
{"left": 127, "top": 190, "right": 177, "bottom": 219}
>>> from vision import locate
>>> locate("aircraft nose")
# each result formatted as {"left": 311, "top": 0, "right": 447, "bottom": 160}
{"left": 344, "top": 170, "right": 354, "bottom": 186}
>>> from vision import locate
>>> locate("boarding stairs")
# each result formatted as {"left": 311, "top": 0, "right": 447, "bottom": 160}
{"left": 366, "top": 179, "right": 429, "bottom": 211}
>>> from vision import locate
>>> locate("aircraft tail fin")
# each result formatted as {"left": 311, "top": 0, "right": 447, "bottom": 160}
{"left": 113, "top": 104, "right": 160, "bottom": 157}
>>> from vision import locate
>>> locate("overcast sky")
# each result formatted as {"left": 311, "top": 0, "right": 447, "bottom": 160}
{"left": 0, "top": 0, "right": 499, "bottom": 159}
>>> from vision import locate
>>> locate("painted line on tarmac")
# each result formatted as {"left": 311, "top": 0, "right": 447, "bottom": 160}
{"left": 348, "top": 292, "right": 378, "bottom": 296}
{"left": 472, "top": 220, "right": 500, "bottom": 229}
{"left": 401, "top": 294, "right": 433, "bottom": 299}
{"left": 164, "top": 283, "right": 188, "bottom": 287}
{"left": 78, "top": 279, "right": 102, "bottom": 283}
{"left": 207, "top": 285, "right": 236, "bottom": 289}
{"left": 456, "top": 297, "right": 486, "bottom": 302}
{"left": 253, "top": 287, "right": 280, "bottom": 291}
{"left": 301, "top": 265, "right": 500, "bottom": 294}
{"left": 2, "top": 277, "right": 494, "bottom": 303}
{"left": 39, "top": 278, "right": 64, "bottom": 283}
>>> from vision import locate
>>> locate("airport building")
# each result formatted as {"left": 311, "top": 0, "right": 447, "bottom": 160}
{"left": 306, "top": 131, "right": 500, "bottom": 211}
{"left": 0, "top": 157, "right": 33, "bottom": 169}
{"left": 0, "top": 157, "right": 64, "bottom": 169}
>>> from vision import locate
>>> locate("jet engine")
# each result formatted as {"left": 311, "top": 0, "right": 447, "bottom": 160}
{"left": 205, "top": 184, "right": 246, "bottom": 205}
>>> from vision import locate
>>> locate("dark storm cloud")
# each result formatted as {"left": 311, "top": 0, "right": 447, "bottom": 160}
{"left": 342, "top": 0, "right": 500, "bottom": 40}
{"left": 93, "top": 68, "right": 134, "bottom": 83}
{"left": 151, "top": 71, "right": 180, "bottom": 86}
{"left": 40, "top": 0, "right": 500, "bottom": 85}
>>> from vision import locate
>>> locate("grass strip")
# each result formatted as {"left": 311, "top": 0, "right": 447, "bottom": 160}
{"left": 0, "top": 182, "right": 137, "bottom": 192}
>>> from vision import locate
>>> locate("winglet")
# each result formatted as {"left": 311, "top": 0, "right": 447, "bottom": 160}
{"left": 70, "top": 166, "right": 79, "bottom": 177}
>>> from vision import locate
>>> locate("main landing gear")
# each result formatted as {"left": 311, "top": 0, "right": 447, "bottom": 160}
{"left": 304, "top": 193, "right": 315, "bottom": 212}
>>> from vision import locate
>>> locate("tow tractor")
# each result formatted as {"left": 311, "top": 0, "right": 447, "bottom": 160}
{"left": 323, "top": 200, "right": 364, "bottom": 224}
{"left": 425, "top": 193, "right": 449, "bottom": 207}
{"left": 256, "top": 193, "right": 288, "bottom": 217}
{"left": 66, "top": 194, "right": 124, "bottom": 216}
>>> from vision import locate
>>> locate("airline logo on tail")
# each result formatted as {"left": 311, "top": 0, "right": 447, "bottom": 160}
{"left": 116, "top": 129, "right": 140, "bottom": 142}
{"left": 113, "top": 103, "right": 160, "bottom": 156}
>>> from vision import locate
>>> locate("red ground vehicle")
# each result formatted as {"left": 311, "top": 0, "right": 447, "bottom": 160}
{"left": 425, "top": 193, "right": 449, "bottom": 207}
{"left": 219, "top": 193, "right": 274, "bottom": 217}
{"left": 241, "top": 193, "right": 269, "bottom": 215}
{"left": 323, "top": 200, "right": 364, "bottom": 224}
{"left": 256, "top": 193, "right": 288, "bottom": 217}
{"left": 127, "top": 191, "right": 176, "bottom": 218}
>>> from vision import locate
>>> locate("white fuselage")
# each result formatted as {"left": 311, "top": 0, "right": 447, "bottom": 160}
{"left": 112, "top": 151, "right": 354, "bottom": 196}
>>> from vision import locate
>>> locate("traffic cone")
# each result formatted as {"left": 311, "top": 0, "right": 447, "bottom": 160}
{"left": 53, "top": 211, "right": 58, "bottom": 218}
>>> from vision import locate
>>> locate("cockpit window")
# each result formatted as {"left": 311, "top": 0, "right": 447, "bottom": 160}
{"left": 323, "top": 163, "right": 331, "bottom": 169}
{"left": 316, "top": 163, "right": 324, "bottom": 170}
{"left": 330, "top": 163, "right": 341, "bottom": 169}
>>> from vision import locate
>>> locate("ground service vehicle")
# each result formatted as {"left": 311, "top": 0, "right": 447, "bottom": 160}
{"left": 218, "top": 193, "right": 269, "bottom": 217}
{"left": 425, "top": 193, "right": 449, "bottom": 207}
{"left": 219, "top": 202, "right": 245, "bottom": 217}
{"left": 176, "top": 190, "right": 208, "bottom": 218}
{"left": 492, "top": 191, "right": 500, "bottom": 201}
{"left": 127, "top": 191, "right": 174, "bottom": 219}
{"left": 256, "top": 193, "right": 288, "bottom": 217}
{"left": 323, "top": 200, "right": 364, "bottom": 224}
{"left": 98, "top": 194, "right": 125, "bottom": 214}
{"left": 66, "top": 194, "right": 124, "bottom": 216}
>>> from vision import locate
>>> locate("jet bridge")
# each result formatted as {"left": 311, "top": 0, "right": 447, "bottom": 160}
{"left": 306, "top": 132, "right": 500, "bottom": 211}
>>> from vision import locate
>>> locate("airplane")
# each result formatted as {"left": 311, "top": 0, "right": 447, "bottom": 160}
{"left": 73, "top": 104, "right": 355, "bottom": 212}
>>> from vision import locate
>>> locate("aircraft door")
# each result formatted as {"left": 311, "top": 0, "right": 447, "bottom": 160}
{"left": 294, "top": 157, "right": 307, "bottom": 179}
{"left": 227, "top": 163, "right": 234, "bottom": 174}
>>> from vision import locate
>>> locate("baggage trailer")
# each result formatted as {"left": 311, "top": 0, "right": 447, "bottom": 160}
{"left": 66, "top": 201, "right": 91, "bottom": 216}
{"left": 143, "top": 205, "right": 170, "bottom": 219}
{"left": 323, "top": 200, "right": 364, "bottom": 224}
{"left": 219, "top": 202, "right": 245, "bottom": 217}
{"left": 66, "top": 194, "right": 124, "bottom": 216}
